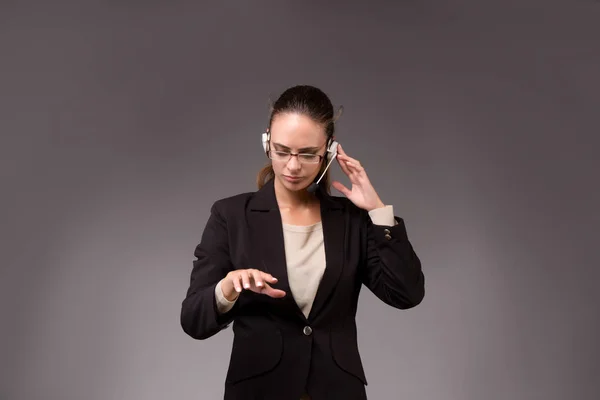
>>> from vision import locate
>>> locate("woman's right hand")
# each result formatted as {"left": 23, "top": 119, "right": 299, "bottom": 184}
{"left": 221, "top": 268, "right": 287, "bottom": 301}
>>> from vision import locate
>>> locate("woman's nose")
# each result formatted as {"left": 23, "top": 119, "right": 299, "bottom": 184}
{"left": 286, "top": 155, "right": 301, "bottom": 170}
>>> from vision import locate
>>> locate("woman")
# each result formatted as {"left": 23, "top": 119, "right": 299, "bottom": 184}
{"left": 180, "top": 85, "right": 425, "bottom": 400}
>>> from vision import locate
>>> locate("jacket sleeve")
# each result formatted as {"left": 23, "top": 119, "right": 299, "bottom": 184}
{"left": 180, "top": 201, "right": 239, "bottom": 340}
{"left": 360, "top": 205, "right": 425, "bottom": 309}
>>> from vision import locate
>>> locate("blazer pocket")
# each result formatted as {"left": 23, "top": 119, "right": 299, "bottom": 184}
{"left": 330, "top": 330, "right": 368, "bottom": 385}
{"left": 225, "top": 329, "right": 283, "bottom": 384}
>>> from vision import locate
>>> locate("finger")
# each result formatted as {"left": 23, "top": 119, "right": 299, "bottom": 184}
{"left": 250, "top": 269, "right": 264, "bottom": 288}
{"left": 336, "top": 154, "right": 353, "bottom": 176}
{"left": 342, "top": 158, "right": 363, "bottom": 172}
{"left": 260, "top": 271, "right": 278, "bottom": 284}
{"left": 345, "top": 161, "right": 364, "bottom": 175}
{"left": 231, "top": 274, "right": 242, "bottom": 293}
{"left": 338, "top": 160, "right": 362, "bottom": 184}
{"left": 346, "top": 161, "right": 363, "bottom": 176}
{"left": 262, "top": 283, "right": 286, "bottom": 298}
{"left": 339, "top": 157, "right": 365, "bottom": 179}
{"left": 337, "top": 154, "right": 363, "bottom": 176}
{"left": 336, "top": 145, "right": 354, "bottom": 162}
{"left": 240, "top": 270, "right": 251, "bottom": 290}
{"left": 337, "top": 150, "right": 362, "bottom": 169}
{"left": 332, "top": 180, "right": 351, "bottom": 197}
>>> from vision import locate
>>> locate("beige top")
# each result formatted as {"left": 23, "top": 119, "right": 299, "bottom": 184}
{"left": 215, "top": 205, "right": 397, "bottom": 317}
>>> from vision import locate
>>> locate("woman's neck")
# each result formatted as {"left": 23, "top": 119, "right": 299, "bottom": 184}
{"left": 274, "top": 179, "right": 319, "bottom": 210}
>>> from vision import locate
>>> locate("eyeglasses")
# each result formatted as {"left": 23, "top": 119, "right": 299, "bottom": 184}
{"left": 268, "top": 150, "right": 324, "bottom": 164}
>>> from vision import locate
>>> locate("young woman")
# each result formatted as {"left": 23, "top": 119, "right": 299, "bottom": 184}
{"left": 180, "top": 85, "right": 425, "bottom": 400}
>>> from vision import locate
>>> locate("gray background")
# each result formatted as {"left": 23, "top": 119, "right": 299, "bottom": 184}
{"left": 1, "top": 1, "right": 599, "bottom": 399}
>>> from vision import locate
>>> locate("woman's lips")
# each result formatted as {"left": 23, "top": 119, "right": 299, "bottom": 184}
{"left": 284, "top": 175, "right": 302, "bottom": 182}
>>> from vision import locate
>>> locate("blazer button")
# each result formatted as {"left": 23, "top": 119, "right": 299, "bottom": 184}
{"left": 384, "top": 228, "right": 391, "bottom": 234}
{"left": 385, "top": 234, "right": 392, "bottom": 240}
{"left": 303, "top": 326, "right": 313, "bottom": 336}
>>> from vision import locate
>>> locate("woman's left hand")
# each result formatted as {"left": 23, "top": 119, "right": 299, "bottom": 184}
{"left": 331, "top": 144, "right": 386, "bottom": 211}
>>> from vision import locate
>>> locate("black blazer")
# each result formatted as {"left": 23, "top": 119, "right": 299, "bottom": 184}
{"left": 180, "top": 179, "right": 425, "bottom": 400}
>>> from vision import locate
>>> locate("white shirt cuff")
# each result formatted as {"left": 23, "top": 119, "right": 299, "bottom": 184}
{"left": 368, "top": 205, "right": 397, "bottom": 226}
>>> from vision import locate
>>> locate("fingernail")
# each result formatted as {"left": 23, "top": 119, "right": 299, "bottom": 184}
{"left": 244, "top": 284, "right": 250, "bottom": 289}
{"left": 257, "top": 282, "right": 263, "bottom": 287}
{"left": 235, "top": 286, "right": 241, "bottom": 292}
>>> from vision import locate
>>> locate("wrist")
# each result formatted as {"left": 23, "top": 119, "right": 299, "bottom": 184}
{"left": 221, "top": 279, "right": 240, "bottom": 302}
{"left": 367, "top": 199, "right": 386, "bottom": 212}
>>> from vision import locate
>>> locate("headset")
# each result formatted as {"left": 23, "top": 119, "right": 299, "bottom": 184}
{"left": 261, "top": 130, "right": 339, "bottom": 193}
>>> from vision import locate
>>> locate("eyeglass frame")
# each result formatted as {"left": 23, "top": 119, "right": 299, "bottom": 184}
{"left": 266, "top": 140, "right": 330, "bottom": 164}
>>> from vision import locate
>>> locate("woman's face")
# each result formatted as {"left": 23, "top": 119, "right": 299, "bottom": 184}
{"left": 268, "top": 112, "right": 328, "bottom": 192}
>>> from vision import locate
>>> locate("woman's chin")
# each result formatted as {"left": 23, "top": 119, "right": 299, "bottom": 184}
{"left": 278, "top": 175, "right": 309, "bottom": 191}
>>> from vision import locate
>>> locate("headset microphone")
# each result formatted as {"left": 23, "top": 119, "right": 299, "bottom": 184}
{"left": 306, "top": 182, "right": 320, "bottom": 193}
{"left": 307, "top": 141, "right": 338, "bottom": 193}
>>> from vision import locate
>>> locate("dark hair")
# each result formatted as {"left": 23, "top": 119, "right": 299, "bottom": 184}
{"left": 257, "top": 85, "right": 342, "bottom": 192}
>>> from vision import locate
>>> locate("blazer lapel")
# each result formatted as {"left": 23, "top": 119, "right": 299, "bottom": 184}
{"left": 307, "top": 188, "right": 346, "bottom": 321}
{"left": 246, "top": 180, "right": 307, "bottom": 321}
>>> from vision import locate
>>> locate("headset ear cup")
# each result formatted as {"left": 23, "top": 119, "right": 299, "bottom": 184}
{"left": 327, "top": 139, "right": 338, "bottom": 162}
{"left": 261, "top": 132, "right": 269, "bottom": 154}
